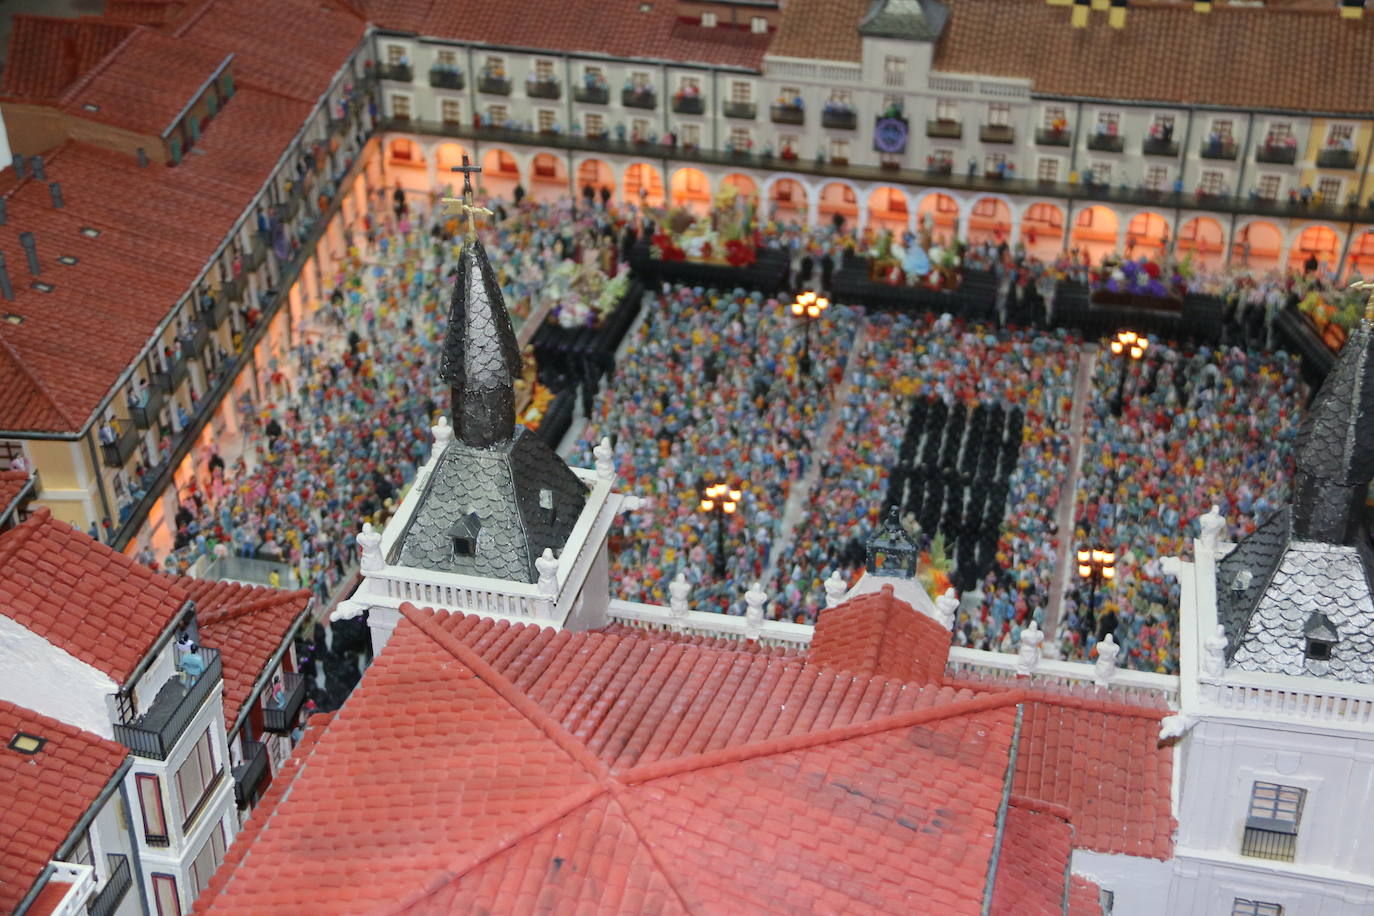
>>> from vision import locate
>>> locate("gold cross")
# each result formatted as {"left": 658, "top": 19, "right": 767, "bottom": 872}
{"left": 440, "top": 194, "right": 492, "bottom": 237}
{"left": 1350, "top": 279, "right": 1374, "bottom": 321}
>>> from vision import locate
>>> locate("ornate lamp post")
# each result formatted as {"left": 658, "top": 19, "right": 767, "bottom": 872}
{"left": 699, "top": 481, "right": 741, "bottom": 579}
{"left": 1076, "top": 546, "right": 1115, "bottom": 630}
{"left": 790, "top": 290, "right": 830, "bottom": 378}
{"left": 1109, "top": 330, "right": 1148, "bottom": 416}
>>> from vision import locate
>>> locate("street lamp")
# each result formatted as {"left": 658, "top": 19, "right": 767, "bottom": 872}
{"left": 699, "top": 481, "right": 742, "bottom": 579}
{"left": 1076, "top": 546, "right": 1116, "bottom": 632}
{"left": 790, "top": 290, "right": 830, "bottom": 379}
{"left": 1109, "top": 330, "right": 1149, "bottom": 417}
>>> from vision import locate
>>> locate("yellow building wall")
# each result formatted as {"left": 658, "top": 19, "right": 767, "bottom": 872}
{"left": 1299, "top": 119, "right": 1371, "bottom": 195}
{"left": 25, "top": 439, "right": 86, "bottom": 491}
{"left": 42, "top": 499, "right": 90, "bottom": 528}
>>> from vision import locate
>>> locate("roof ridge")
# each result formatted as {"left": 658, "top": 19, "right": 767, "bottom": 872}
{"left": 401, "top": 604, "right": 610, "bottom": 780}
{"left": 942, "top": 677, "right": 1170, "bottom": 717}
{"left": 195, "top": 586, "right": 312, "bottom": 625}
{"left": 55, "top": 22, "right": 147, "bottom": 108}
{"left": 618, "top": 689, "right": 1025, "bottom": 785}
{"left": 0, "top": 334, "right": 80, "bottom": 432}
{"left": 601, "top": 791, "right": 700, "bottom": 916}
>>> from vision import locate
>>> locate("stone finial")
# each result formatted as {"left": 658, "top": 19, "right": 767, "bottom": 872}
{"left": 935, "top": 587, "right": 959, "bottom": 630}
{"left": 1159, "top": 555, "right": 1182, "bottom": 580}
{"left": 1093, "top": 633, "right": 1120, "bottom": 686}
{"left": 535, "top": 548, "right": 560, "bottom": 597}
{"left": 358, "top": 522, "right": 384, "bottom": 573}
{"left": 824, "top": 570, "right": 848, "bottom": 608}
{"left": 431, "top": 414, "right": 453, "bottom": 451}
{"left": 1159, "top": 713, "right": 1197, "bottom": 741}
{"left": 744, "top": 581, "right": 768, "bottom": 627}
{"left": 1016, "top": 620, "right": 1044, "bottom": 676}
{"left": 594, "top": 436, "right": 615, "bottom": 481}
{"left": 1198, "top": 504, "right": 1226, "bottom": 556}
{"left": 669, "top": 571, "right": 691, "bottom": 617}
{"left": 1202, "top": 623, "right": 1228, "bottom": 678}
{"left": 331, "top": 597, "right": 365, "bottom": 622}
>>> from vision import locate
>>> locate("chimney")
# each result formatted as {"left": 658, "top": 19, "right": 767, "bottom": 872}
{"left": 137, "top": 148, "right": 149, "bottom": 168}
{"left": 0, "top": 199, "right": 7, "bottom": 226}
{"left": 12, "top": 156, "right": 24, "bottom": 179}
{"left": 18, "top": 232, "right": 39, "bottom": 276}
{"left": 0, "top": 252, "right": 12, "bottom": 301}
{"left": 29, "top": 157, "right": 45, "bottom": 181}
{"left": 48, "top": 182, "right": 63, "bottom": 209}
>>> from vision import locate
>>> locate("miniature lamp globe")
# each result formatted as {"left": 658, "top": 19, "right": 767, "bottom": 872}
{"left": 866, "top": 506, "right": 919, "bottom": 579}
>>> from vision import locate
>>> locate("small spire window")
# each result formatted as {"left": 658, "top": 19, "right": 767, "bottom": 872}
{"left": 1303, "top": 611, "right": 1338, "bottom": 661}
{"left": 448, "top": 512, "right": 482, "bottom": 559}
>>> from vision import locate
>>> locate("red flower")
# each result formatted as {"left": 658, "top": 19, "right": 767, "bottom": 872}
{"left": 724, "top": 238, "right": 756, "bottom": 267}
{"left": 1143, "top": 260, "right": 1161, "bottom": 279}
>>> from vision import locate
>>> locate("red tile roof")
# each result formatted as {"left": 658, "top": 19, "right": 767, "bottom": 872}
{"left": 0, "top": 508, "right": 188, "bottom": 684}
{"left": 769, "top": 0, "right": 868, "bottom": 64}
{"left": 810, "top": 584, "right": 952, "bottom": 683}
{"left": 0, "top": 16, "right": 133, "bottom": 100}
{"left": 363, "top": 0, "right": 769, "bottom": 71}
{"left": 1068, "top": 875, "right": 1105, "bottom": 916}
{"left": 0, "top": 699, "right": 128, "bottom": 914}
{"left": 202, "top": 602, "right": 1025, "bottom": 914}
{"left": 990, "top": 797, "right": 1075, "bottom": 916}
{"left": 185, "top": 578, "right": 312, "bottom": 729}
{"left": 0, "top": 469, "right": 34, "bottom": 523}
{"left": 59, "top": 27, "right": 230, "bottom": 138}
{"left": 104, "top": 0, "right": 192, "bottom": 27}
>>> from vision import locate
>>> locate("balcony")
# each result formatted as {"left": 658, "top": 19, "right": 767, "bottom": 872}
{"left": 87, "top": 854, "right": 132, "bottom": 916}
{"left": 672, "top": 95, "right": 705, "bottom": 115}
{"left": 245, "top": 236, "right": 267, "bottom": 272}
{"left": 770, "top": 104, "right": 804, "bottom": 126}
{"left": 428, "top": 68, "right": 464, "bottom": 90}
{"left": 1317, "top": 148, "right": 1359, "bottom": 170}
{"left": 129, "top": 383, "right": 164, "bottom": 430}
{"left": 723, "top": 101, "right": 756, "bottom": 120}
{"left": 263, "top": 671, "right": 306, "bottom": 734}
{"left": 153, "top": 351, "right": 188, "bottom": 393}
{"left": 377, "top": 63, "right": 412, "bottom": 83}
{"left": 99, "top": 419, "right": 138, "bottom": 469}
{"left": 926, "top": 160, "right": 954, "bottom": 176}
{"left": 926, "top": 119, "right": 962, "bottom": 139}
{"left": 1241, "top": 823, "right": 1297, "bottom": 862}
{"left": 822, "top": 109, "right": 857, "bottom": 130}
{"left": 622, "top": 87, "right": 656, "bottom": 110}
{"left": 184, "top": 322, "right": 210, "bottom": 360}
{"left": 113, "top": 647, "right": 222, "bottom": 759}
{"left": 477, "top": 74, "right": 511, "bottom": 95}
{"left": 526, "top": 78, "right": 561, "bottom": 100}
{"left": 220, "top": 273, "right": 245, "bottom": 306}
{"left": 1200, "top": 139, "right": 1238, "bottom": 160}
{"left": 980, "top": 124, "right": 1015, "bottom": 144}
{"left": 200, "top": 293, "right": 229, "bottom": 329}
{"left": 1087, "top": 133, "right": 1125, "bottom": 153}
{"left": 1035, "top": 128, "right": 1071, "bottom": 147}
{"left": 1142, "top": 137, "right": 1179, "bottom": 157}
{"left": 573, "top": 85, "right": 608, "bottom": 105}
{"left": 232, "top": 740, "right": 269, "bottom": 808}
{"left": 1256, "top": 143, "right": 1298, "bottom": 165}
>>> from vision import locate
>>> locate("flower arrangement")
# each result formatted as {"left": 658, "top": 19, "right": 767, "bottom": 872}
{"left": 1089, "top": 257, "right": 1186, "bottom": 300}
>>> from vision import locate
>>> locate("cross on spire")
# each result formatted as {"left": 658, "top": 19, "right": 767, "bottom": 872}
{"left": 1350, "top": 279, "right": 1374, "bottom": 322}
{"left": 441, "top": 155, "right": 492, "bottom": 238}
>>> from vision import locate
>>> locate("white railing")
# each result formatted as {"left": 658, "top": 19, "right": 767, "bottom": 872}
{"left": 818, "top": 64, "right": 862, "bottom": 84}
{"left": 42, "top": 862, "right": 95, "bottom": 916}
{"left": 1201, "top": 678, "right": 1374, "bottom": 727}
{"left": 928, "top": 75, "right": 976, "bottom": 94}
{"left": 607, "top": 599, "right": 813, "bottom": 650}
{"left": 767, "top": 60, "right": 816, "bottom": 80}
{"left": 946, "top": 647, "right": 1180, "bottom": 707}
{"left": 978, "top": 81, "right": 1031, "bottom": 99}
{"left": 377, "top": 570, "right": 546, "bottom": 619}
{"left": 553, "top": 491, "right": 620, "bottom": 620}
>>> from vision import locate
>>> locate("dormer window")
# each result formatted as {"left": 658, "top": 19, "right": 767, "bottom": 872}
{"left": 448, "top": 512, "right": 482, "bottom": 559}
{"left": 1303, "top": 611, "right": 1337, "bottom": 661}
{"left": 7, "top": 732, "right": 46, "bottom": 755}
{"left": 539, "top": 488, "right": 556, "bottom": 526}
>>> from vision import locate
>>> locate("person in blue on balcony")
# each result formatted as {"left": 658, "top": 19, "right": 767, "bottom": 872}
{"left": 180, "top": 644, "right": 207, "bottom": 684}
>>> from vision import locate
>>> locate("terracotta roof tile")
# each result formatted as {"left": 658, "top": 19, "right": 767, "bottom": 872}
{"left": 103, "top": 0, "right": 191, "bottom": 27}
{"left": 0, "top": 699, "right": 128, "bottom": 913}
{"left": 769, "top": 0, "right": 869, "bottom": 63}
{"left": 990, "top": 799, "right": 1073, "bottom": 916}
{"left": 0, "top": 469, "right": 34, "bottom": 523}
{"left": 1068, "top": 874, "right": 1105, "bottom": 916}
{"left": 0, "top": 508, "right": 187, "bottom": 684}
{"left": 809, "top": 584, "right": 952, "bottom": 683}
{"left": 185, "top": 578, "right": 311, "bottom": 728}
{"left": 0, "top": 15, "right": 133, "bottom": 99}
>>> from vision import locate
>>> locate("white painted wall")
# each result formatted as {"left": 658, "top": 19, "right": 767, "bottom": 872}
{"left": 132, "top": 639, "right": 180, "bottom": 718}
{"left": 1071, "top": 850, "right": 1173, "bottom": 916}
{"left": 0, "top": 614, "right": 116, "bottom": 738}
{"left": 1169, "top": 853, "right": 1374, "bottom": 916}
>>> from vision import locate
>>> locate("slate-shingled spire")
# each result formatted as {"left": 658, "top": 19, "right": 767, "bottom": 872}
{"left": 857, "top": 0, "right": 948, "bottom": 41}
{"left": 438, "top": 157, "right": 521, "bottom": 448}
{"left": 1291, "top": 291, "right": 1374, "bottom": 543}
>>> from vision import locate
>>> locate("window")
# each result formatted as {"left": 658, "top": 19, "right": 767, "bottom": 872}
{"left": 751, "top": 16, "right": 768, "bottom": 33}
{"left": 390, "top": 138, "right": 414, "bottom": 162}
{"left": 701, "top": 11, "right": 716, "bottom": 26}
{"left": 440, "top": 99, "right": 461, "bottom": 123}
{"left": 189, "top": 822, "right": 227, "bottom": 895}
{"left": 1232, "top": 900, "right": 1283, "bottom": 916}
{"left": 680, "top": 76, "right": 699, "bottom": 94}
{"left": 631, "top": 71, "right": 650, "bottom": 90}
{"left": 1091, "top": 162, "right": 1113, "bottom": 184}
{"left": 538, "top": 109, "right": 556, "bottom": 132}
{"left": 632, "top": 118, "right": 651, "bottom": 137}
{"left": 1037, "top": 158, "right": 1059, "bottom": 182}
{"left": 175, "top": 728, "right": 220, "bottom": 827}
{"left": 1318, "top": 177, "right": 1343, "bottom": 203}
{"left": 1095, "top": 111, "right": 1120, "bottom": 134}
{"left": 731, "top": 81, "right": 752, "bottom": 103}
{"left": 71, "top": 830, "right": 94, "bottom": 869}
{"left": 1211, "top": 119, "right": 1233, "bottom": 141}
{"left": 1257, "top": 175, "right": 1281, "bottom": 200}
{"left": 152, "top": 874, "right": 182, "bottom": 916}
{"left": 884, "top": 56, "right": 906, "bottom": 88}
{"left": 485, "top": 55, "right": 505, "bottom": 76}
{"left": 1243, "top": 781, "right": 1305, "bottom": 862}
{"left": 137, "top": 773, "right": 168, "bottom": 844}
{"left": 680, "top": 123, "right": 699, "bottom": 146}
{"left": 988, "top": 103, "right": 1011, "bottom": 126}
{"left": 487, "top": 105, "right": 507, "bottom": 124}
{"left": 830, "top": 90, "right": 853, "bottom": 107}
{"left": 1152, "top": 114, "right": 1175, "bottom": 132}
{"left": 1198, "top": 170, "right": 1224, "bottom": 195}
{"left": 585, "top": 112, "right": 605, "bottom": 136}
{"left": 390, "top": 95, "right": 411, "bottom": 119}
{"left": 385, "top": 44, "right": 405, "bottom": 65}
{"left": 435, "top": 49, "right": 457, "bottom": 68}
{"left": 781, "top": 86, "right": 800, "bottom": 104}
{"left": 984, "top": 153, "right": 1007, "bottom": 173}
{"left": 1327, "top": 123, "right": 1354, "bottom": 147}
{"left": 936, "top": 99, "right": 957, "bottom": 122}
{"left": 1145, "top": 166, "right": 1168, "bottom": 190}
{"left": 830, "top": 138, "right": 850, "bottom": 161}
{"left": 584, "top": 65, "right": 603, "bottom": 83}
{"left": 729, "top": 127, "right": 751, "bottom": 149}
{"left": 1267, "top": 122, "right": 1293, "bottom": 141}
{"left": 535, "top": 59, "right": 554, "bottom": 80}
{"left": 1043, "top": 106, "right": 1066, "bottom": 129}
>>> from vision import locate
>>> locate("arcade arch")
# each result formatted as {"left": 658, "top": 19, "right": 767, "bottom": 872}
{"left": 721, "top": 173, "right": 759, "bottom": 206}
{"left": 623, "top": 162, "right": 664, "bottom": 207}
{"left": 1123, "top": 211, "right": 1170, "bottom": 259}
{"left": 480, "top": 148, "right": 520, "bottom": 200}
{"left": 766, "top": 177, "right": 807, "bottom": 221}
{"left": 916, "top": 192, "right": 960, "bottom": 245}
{"left": 529, "top": 152, "right": 567, "bottom": 202}
{"left": 1070, "top": 205, "right": 1120, "bottom": 263}
{"left": 818, "top": 181, "right": 859, "bottom": 229}
{"left": 1232, "top": 221, "right": 1283, "bottom": 275}
{"left": 1020, "top": 203, "right": 1064, "bottom": 261}
{"left": 1288, "top": 225, "right": 1341, "bottom": 274}
{"left": 967, "top": 196, "right": 1012, "bottom": 245}
{"left": 867, "top": 186, "right": 910, "bottom": 234}
{"left": 670, "top": 167, "right": 712, "bottom": 214}
{"left": 1177, "top": 217, "right": 1225, "bottom": 272}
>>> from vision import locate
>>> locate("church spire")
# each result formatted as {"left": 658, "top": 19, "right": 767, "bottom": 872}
{"left": 1291, "top": 281, "right": 1374, "bottom": 543}
{"left": 437, "top": 157, "right": 521, "bottom": 448}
